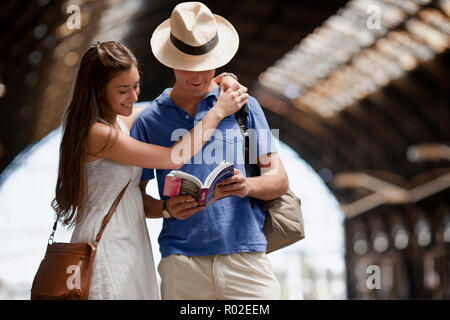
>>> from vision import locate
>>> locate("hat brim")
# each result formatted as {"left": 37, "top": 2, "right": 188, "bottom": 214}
{"left": 150, "top": 14, "right": 239, "bottom": 71}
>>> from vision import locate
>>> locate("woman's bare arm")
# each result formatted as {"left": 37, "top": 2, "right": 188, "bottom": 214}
{"left": 87, "top": 86, "right": 248, "bottom": 170}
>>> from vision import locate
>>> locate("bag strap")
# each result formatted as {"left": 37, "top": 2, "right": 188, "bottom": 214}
{"left": 234, "top": 104, "right": 251, "bottom": 177}
{"left": 48, "top": 179, "right": 131, "bottom": 245}
{"left": 234, "top": 104, "right": 260, "bottom": 208}
{"left": 94, "top": 179, "right": 130, "bottom": 244}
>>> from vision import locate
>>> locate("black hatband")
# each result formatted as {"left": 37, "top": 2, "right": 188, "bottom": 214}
{"left": 170, "top": 32, "right": 219, "bottom": 56}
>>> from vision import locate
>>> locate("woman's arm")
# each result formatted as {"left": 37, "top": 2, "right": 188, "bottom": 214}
{"left": 87, "top": 86, "right": 248, "bottom": 169}
{"left": 214, "top": 72, "right": 247, "bottom": 93}
{"left": 117, "top": 73, "right": 243, "bottom": 132}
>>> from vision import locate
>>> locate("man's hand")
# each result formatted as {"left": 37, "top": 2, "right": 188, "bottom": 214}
{"left": 216, "top": 168, "right": 250, "bottom": 199}
{"left": 215, "top": 154, "right": 289, "bottom": 202}
{"left": 166, "top": 195, "right": 203, "bottom": 220}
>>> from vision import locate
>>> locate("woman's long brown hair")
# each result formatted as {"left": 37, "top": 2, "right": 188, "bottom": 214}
{"left": 52, "top": 41, "right": 137, "bottom": 228}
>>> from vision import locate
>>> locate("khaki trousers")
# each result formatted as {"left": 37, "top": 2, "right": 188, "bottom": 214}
{"left": 158, "top": 252, "right": 281, "bottom": 300}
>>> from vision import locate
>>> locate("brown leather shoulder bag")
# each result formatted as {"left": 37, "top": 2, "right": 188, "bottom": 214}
{"left": 30, "top": 180, "right": 130, "bottom": 300}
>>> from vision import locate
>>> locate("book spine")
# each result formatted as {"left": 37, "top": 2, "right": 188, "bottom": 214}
{"left": 198, "top": 188, "right": 208, "bottom": 204}
{"left": 163, "top": 176, "right": 182, "bottom": 197}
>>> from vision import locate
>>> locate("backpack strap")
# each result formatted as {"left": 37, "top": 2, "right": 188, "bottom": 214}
{"left": 234, "top": 104, "right": 260, "bottom": 208}
{"left": 234, "top": 104, "right": 251, "bottom": 178}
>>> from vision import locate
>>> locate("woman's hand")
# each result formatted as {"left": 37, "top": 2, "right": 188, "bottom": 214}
{"left": 213, "top": 85, "right": 248, "bottom": 119}
{"left": 219, "top": 74, "right": 248, "bottom": 94}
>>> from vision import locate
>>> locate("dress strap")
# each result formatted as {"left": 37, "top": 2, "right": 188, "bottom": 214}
{"left": 116, "top": 117, "right": 129, "bottom": 135}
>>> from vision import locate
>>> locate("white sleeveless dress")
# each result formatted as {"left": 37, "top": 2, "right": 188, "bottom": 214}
{"left": 71, "top": 117, "right": 159, "bottom": 300}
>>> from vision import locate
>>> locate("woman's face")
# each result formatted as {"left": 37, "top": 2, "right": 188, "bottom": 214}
{"left": 104, "top": 64, "right": 140, "bottom": 117}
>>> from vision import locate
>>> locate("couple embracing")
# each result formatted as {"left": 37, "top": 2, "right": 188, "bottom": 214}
{"left": 54, "top": 2, "right": 288, "bottom": 300}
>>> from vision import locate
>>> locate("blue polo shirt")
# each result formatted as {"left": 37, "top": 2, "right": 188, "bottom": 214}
{"left": 131, "top": 85, "right": 278, "bottom": 257}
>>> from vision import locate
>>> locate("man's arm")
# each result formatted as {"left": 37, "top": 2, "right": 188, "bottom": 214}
{"left": 247, "top": 152, "right": 289, "bottom": 200}
{"left": 216, "top": 152, "right": 289, "bottom": 201}
{"left": 139, "top": 180, "right": 163, "bottom": 218}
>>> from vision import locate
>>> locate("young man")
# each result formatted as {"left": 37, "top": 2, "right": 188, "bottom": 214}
{"left": 131, "top": 2, "right": 289, "bottom": 299}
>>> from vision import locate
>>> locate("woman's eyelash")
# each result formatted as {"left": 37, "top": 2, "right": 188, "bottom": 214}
{"left": 119, "top": 83, "right": 139, "bottom": 94}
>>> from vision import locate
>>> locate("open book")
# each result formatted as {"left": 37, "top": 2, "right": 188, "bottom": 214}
{"left": 163, "top": 161, "right": 234, "bottom": 205}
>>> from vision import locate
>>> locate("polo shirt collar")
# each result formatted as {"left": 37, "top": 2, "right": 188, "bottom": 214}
{"left": 155, "top": 86, "right": 220, "bottom": 108}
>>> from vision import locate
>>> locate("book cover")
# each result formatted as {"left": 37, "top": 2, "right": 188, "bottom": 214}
{"left": 163, "top": 161, "right": 234, "bottom": 205}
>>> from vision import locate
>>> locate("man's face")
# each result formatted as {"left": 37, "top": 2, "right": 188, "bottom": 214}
{"left": 173, "top": 69, "right": 216, "bottom": 97}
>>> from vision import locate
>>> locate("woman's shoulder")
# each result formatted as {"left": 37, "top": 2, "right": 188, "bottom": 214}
{"left": 88, "top": 120, "right": 113, "bottom": 138}
{"left": 86, "top": 121, "right": 119, "bottom": 157}
{"left": 118, "top": 105, "right": 149, "bottom": 130}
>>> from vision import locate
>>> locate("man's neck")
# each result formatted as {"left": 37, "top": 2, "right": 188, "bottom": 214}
{"left": 169, "top": 81, "right": 218, "bottom": 116}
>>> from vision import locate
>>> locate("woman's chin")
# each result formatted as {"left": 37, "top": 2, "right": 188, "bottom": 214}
{"left": 119, "top": 107, "right": 133, "bottom": 117}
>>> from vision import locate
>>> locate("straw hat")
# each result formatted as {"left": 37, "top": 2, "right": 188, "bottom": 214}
{"left": 150, "top": 2, "right": 239, "bottom": 71}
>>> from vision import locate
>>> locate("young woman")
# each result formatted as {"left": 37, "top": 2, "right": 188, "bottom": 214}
{"left": 52, "top": 41, "right": 248, "bottom": 299}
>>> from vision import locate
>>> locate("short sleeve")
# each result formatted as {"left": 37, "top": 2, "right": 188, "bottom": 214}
{"left": 130, "top": 113, "right": 155, "bottom": 181}
{"left": 246, "top": 96, "right": 279, "bottom": 159}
